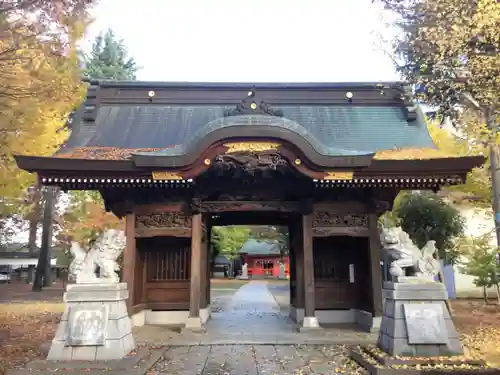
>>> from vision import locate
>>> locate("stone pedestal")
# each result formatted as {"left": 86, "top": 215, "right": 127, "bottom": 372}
{"left": 181, "top": 316, "right": 206, "bottom": 333}
{"left": 48, "top": 283, "right": 135, "bottom": 361}
{"left": 299, "top": 316, "right": 322, "bottom": 332}
{"left": 378, "top": 281, "right": 463, "bottom": 357}
{"left": 278, "top": 263, "right": 286, "bottom": 279}
{"left": 240, "top": 264, "right": 249, "bottom": 279}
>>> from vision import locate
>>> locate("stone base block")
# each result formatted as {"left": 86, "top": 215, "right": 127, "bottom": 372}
{"left": 47, "top": 333, "right": 135, "bottom": 361}
{"left": 182, "top": 316, "right": 206, "bottom": 333}
{"left": 382, "top": 281, "right": 449, "bottom": 300}
{"left": 131, "top": 306, "right": 212, "bottom": 327}
{"left": 378, "top": 281, "right": 464, "bottom": 357}
{"left": 355, "top": 309, "right": 382, "bottom": 333}
{"left": 298, "top": 316, "right": 321, "bottom": 332}
{"left": 47, "top": 283, "right": 135, "bottom": 361}
{"left": 290, "top": 307, "right": 380, "bottom": 332}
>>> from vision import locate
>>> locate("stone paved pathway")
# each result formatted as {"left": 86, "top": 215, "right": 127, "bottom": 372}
{"left": 134, "top": 282, "right": 373, "bottom": 373}
{"left": 133, "top": 280, "right": 377, "bottom": 346}
{"left": 155, "top": 344, "right": 367, "bottom": 375}
{"left": 205, "top": 281, "right": 297, "bottom": 336}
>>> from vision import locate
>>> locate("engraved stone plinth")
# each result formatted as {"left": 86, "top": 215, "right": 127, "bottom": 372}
{"left": 66, "top": 305, "right": 109, "bottom": 346}
{"left": 404, "top": 303, "right": 448, "bottom": 344}
{"left": 377, "top": 281, "right": 463, "bottom": 357}
{"left": 48, "top": 283, "right": 135, "bottom": 361}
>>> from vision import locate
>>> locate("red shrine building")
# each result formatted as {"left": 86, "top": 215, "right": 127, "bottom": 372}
{"left": 238, "top": 239, "right": 289, "bottom": 278}
{"left": 15, "top": 81, "right": 483, "bottom": 332}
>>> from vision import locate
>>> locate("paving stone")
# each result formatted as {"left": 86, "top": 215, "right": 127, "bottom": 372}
{"left": 227, "top": 345, "right": 258, "bottom": 375}
{"left": 201, "top": 345, "right": 234, "bottom": 374}
{"left": 133, "top": 281, "right": 377, "bottom": 347}
{"left": 153, "top": 344, "right": 362, "bottom": 374}
{"left": 158, "top": 346, "right": 210, "bottom": 375}
{"left": 253, "top": 345, "right": 286, "bottom": 374}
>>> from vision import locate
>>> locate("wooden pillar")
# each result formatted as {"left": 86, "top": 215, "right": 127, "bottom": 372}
{"left": 200, "top": 220, "right": 208, "bottom": 309}
{"left": 184, "top": 202, "right": 205, "bottom": 331}
{"left": 368, "top": 212, "right": 384, "bottom": 316}
{"left": 189, "top": 212, "right": 202, "bottom": 318}
{"left": 206, "top": 225, "right": 212, "bottom": 305}
{"left": 302, "top": 213, "right": 315, "bottom": 317}
{"left": 294, "top": 220, "right": 305, "bottom": 310}
{"left": 123, "top": 212, "right": 137, "bottom": 315}
{"left": 300, "top": 201, "right": 320, "bottom": 330}
{"left": 288, "top": 224, "right": 296, "bottom": 306}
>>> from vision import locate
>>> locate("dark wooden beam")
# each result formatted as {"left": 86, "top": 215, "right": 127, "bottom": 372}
{"left": 302, "top": 212, "right": 315, "bottom": 319}
{"left": 210, "top": 214, "right": 291, "bottom": 226}
{"left": 201, "top": 201, "right": 300, "bottom": 213}
{"left": 293, "top": 219, "right": 304, "bottom": 310}
{"left": 313, "top": 226, "right": 369, "bottom": 237}
{"left": 96, "top": 81, "right": 409, "bottom": 106}
{"left": 368, "top": 212, "right": 383, "bottom": 317}
{"left": 123, "top": 212, "right": 137, "bottom": 315}
{"left": 135, "top": 227, "right": 191, "bottom": 238}
{"left": 200, "top": 215, "right": 209, "bottom": 309}
{"left": 206, "top": 225, "right": 212, "bottom": 303}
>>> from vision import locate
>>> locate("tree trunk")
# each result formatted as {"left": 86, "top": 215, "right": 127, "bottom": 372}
{"left": 483, "top": 285, "right": 488, "bottom": 305}
{"left": 27, "top": 185, "right": 42, "bottom": 254}
{"left": 33, "top": 187, "right": 55, "bottom": 291}
{"left": 43, "top": 188, "right": 58, "bottom": 287}
{"left": 495, "top": 284, "right": 500, "bottom": 305}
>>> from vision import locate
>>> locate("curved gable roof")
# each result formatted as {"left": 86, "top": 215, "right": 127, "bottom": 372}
{"left": 63, "top": 103, "right": 434, "bottom": 158}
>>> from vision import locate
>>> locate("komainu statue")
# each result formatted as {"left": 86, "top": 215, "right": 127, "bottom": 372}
{"left": 69, "top": 229, "right": 126, "bottom": 284}
{"left": 379, "top": 224, "right": 440, "bottom": 279}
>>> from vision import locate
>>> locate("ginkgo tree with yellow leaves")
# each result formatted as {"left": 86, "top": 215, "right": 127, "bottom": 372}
{"left": 429, "top": 122, "right": 491, "bottom": 206}
{"left": 0, "top": 40, "right": 86, "bottom": 212}
{"left": 0, "top": 0, "right": 95, "bottom": 217}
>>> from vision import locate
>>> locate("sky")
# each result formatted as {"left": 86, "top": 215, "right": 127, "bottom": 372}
{"left": 84, "top": 0, "right": 401, "bottom": 82}
{"left": 11, "top": 0, "right": 401, "bottom": 244}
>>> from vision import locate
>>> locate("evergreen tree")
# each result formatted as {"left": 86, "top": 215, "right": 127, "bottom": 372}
{"left": 83, "top": 29, "right": 139, "bottom": 80}
{"left": 393, "top": 192, "right": 465, "bottom": 264}
{"left": 456, "top": 233, "right": 500, "bottom": 304}
{"left": 57, "top": 29, "right": 139, "bottom": 251}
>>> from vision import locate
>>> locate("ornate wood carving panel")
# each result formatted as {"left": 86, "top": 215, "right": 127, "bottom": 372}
{"left": 312, "top": 202, "right": 369, "bottom": 237}
{"left": 135, "top": 212, "right": 192, "bottom": 237}
{"left": 313, "top": 211, "right": 368, "bottom": 228}
{"left": 136, "top": 212, "right": 192, "bottom": 228}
